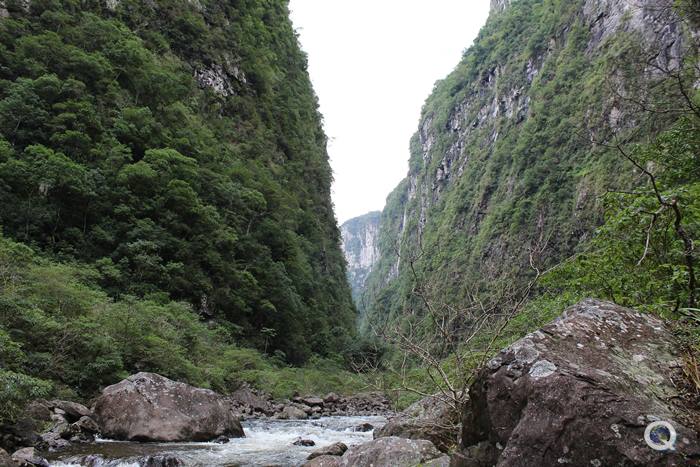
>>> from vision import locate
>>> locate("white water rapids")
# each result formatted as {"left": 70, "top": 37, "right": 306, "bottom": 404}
{"left": 48, "top": 416, "right": 386, "bottom": 467}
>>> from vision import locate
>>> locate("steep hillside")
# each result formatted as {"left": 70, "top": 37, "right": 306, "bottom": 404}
{"left": 340, "top": 211, "right": 380, "bottom": 305}
{"left": 0, "top": 0, "right": 355, "bottom": 363}
{"left": 362, "top": 0, "right": 698, "bottom": 325}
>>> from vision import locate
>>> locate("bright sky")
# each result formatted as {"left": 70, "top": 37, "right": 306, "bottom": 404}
{"left": 289, "top": 1, "right": 491, "bottom": 224}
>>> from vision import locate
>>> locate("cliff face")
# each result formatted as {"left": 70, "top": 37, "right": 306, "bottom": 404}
{"left": 341, "top": 212, "right": 381, "bottom": 305}
{"left": 362, "top": 0, "right": 696, "bottom": 324}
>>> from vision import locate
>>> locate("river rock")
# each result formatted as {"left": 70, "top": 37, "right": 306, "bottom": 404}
{"left": 70, "top": 454, "right": 183, "bottom": 466}
{"left": 354, "top": 423, "right": 374, "bottom": 432}
{"left": 38, "top": 427, "right": 71, "bottom": 451}
{"left": 338, "top": 437, "right": 448, "bottom": 466}
{"left": 341, "top": 393, "right": 391, "bottom": 416}
{"left": 455, "top": 299, "right": 700, "bottom": 466}
{"left": 374, "top": 394, "right": 458, "bottom": 452}
{"left": 23, "top": 401, "right": 51, "bottom": 423}
{"left": 304, "top": 455, "right": 341, "bottom": 467}
{"left": 276, "top": 406, "right": 308, "bottom": 420}
{"left": 94, "top": 372, "right": 244, "bottom": 442}
{"left": 0, "top": 448, "right": 14, "bottom": 466}
{"left": 229, "top": 384, "right": 275, "bottom": 416}
{"left": 48, "top": 401, "right": 91, "bottom": 422}
{"left": 293, "top": 438, "right": 316, "bottom": 447}
{"left": 11, "top": 447, "right": 48, "bottom": 467}
{"left": 72, "top": 416, "right": 99, "bottom": 435}
{"left": 308, "top": 441, "right": 348, "bottom": 460}
{"left": 303, "top": 396, "right": 324, "bottom": 407}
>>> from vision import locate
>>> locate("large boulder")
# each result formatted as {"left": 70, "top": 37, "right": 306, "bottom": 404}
{"left": 94, "top": 372, "right": 244, "bottom": 442}
{"left": 455, "top": 299, "right": 700, "bottom": 466}
{"left": 338, "top": 437, "right": 449, "bottom": 467}
{"left": 374, "top": 394, "right": 459, "bottom": 452}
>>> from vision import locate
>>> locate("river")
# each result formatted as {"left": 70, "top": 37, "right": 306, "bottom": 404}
{"left": 47, "top": 416, "right": 387, "bottom": 467}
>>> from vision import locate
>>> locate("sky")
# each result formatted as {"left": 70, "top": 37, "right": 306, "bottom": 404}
{"left": 288, "top": 1, "right": 491, "bottom": 224}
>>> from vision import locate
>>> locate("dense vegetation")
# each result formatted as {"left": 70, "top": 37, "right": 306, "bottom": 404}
{"left": 0, "top": 233, "right": 362, "bottom": 422}
{"left": 0, "top": 0, "right": 359, "bottom": 421}
{"left": 0, "top": 0, "right": 356, "bottom": 364}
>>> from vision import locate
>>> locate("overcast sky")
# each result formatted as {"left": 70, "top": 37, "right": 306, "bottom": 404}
{"left": 289, "top": 1, "right": 491, "bottom": 224}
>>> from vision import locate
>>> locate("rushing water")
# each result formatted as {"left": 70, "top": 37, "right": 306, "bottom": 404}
{"left": 47, "top": 416, "right": 387, "bottom": 467}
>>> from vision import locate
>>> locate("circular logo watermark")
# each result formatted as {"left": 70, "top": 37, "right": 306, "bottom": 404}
{"left": 644, "top": 421, "right": 677, "bottom": 451}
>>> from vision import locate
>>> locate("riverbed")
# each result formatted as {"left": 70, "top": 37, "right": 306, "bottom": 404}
{"left": 47, "top": 416, "right": 387, "bottom": 467}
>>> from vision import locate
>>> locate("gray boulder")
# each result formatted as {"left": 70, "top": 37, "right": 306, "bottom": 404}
{"left": 94, "top": 372, "right": 244, "bottom": 442}
{"left": 338, "top": 437, "right": 447, "bottom": 467}
{"left": 374, "top": 394, "right": 458, "bottom": 452}
{"left": 455, "top": 299, "right": 700, "bottom": 466}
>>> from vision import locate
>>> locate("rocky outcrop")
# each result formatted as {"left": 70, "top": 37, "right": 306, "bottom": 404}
{"left": 340, "top": 211, "right": 381, "bottom": 303}
{"left": 94, "top": 372, "right": 244, "bottom": 442}
{"left": 338, "top": 437, "right": 449, "bottom": 467}
{"left": 37, "top": 399, "right": 97, "bottom": 450}
{"left": 374, "top": 394, "right": 459, "bottom": 452}
{"left": 454, "top": 299, "right": 700, "bottom": 466}
{"left": 1, "top": 399, "right": 96, "bottom": 454}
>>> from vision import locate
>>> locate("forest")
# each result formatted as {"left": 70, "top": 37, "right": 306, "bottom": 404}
{"left": 0, "top": 0, "right": 359, "bottom": 423}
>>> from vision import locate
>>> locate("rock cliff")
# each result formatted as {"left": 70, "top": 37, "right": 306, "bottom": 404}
{"left": 360, "top": 0, "right": 698, "bottom": 325}
{"left": 340, "top": 212, "right": 381, "bottom": 305}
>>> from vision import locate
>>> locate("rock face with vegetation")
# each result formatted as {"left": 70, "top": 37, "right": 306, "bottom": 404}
{"left": 94, "top": 372, "right": 244, "bottom": 442}
{"left": 340, "top": 211, "right": 381, "bottom": 304}
{"left": 359, "top": 0, "right": 699, "bottom": 334}
{"left": 454, "top": 299, "right": 700, "bottom": 466}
